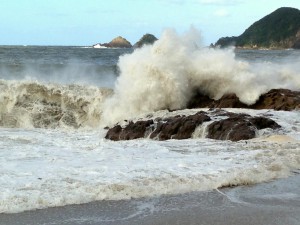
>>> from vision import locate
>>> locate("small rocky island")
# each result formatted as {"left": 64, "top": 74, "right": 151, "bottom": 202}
{"left": 133, "top": 34, "right": 158, "bottom": 48}
{"left": 93, "top": 36, "right": 132, "bottom": 48}
{"left": 214, "top": 7, "right": 300, "bottom": 49}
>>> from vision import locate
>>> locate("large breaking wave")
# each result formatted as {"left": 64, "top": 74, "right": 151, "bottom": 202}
{"left": 102, "top": 28, "right": 300, "bottom": 125}
{"left": 0, "top": 80, "right": 112, "bottom": 129}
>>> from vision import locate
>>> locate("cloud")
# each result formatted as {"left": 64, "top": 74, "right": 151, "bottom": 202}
{"left": 213, "top": 8, "right": 230, "bottom": 17}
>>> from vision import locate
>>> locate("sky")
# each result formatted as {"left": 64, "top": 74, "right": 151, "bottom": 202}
{"left": 0, "top": 0, "right": 300, "bottom": 46}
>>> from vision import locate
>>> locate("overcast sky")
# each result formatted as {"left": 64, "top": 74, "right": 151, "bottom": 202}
{"left": 0, "top": 0, "right": 299, "bottom": 46}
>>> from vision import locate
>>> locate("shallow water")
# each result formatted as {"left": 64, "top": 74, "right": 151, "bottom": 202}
{"left": 1, "top": 175, "right": 299, "bottom": 225}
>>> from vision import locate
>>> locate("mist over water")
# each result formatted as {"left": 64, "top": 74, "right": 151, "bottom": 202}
{"left": 0, "top": 46, "right": 129, "bottom": 87}
{"left": 102, "top": 28, "right": 300, "bottom": 125}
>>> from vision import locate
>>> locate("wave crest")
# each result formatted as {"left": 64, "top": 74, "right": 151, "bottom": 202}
{"left": 0, "top": 80, "right": 112, "bottom": 129}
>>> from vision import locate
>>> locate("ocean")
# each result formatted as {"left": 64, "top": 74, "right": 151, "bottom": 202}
{"left": 0, "top": 30, "right": 300, "bottom": 216}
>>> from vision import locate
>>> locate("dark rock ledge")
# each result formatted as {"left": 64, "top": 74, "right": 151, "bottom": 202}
{"left": 105, "top": 89, "right": 299, "bottom": 142}
{"left": 187, "top": 89, "right": 300, "bottom": 111}
{"left": 105, "top": 110, "right": 281, "bottom": 142}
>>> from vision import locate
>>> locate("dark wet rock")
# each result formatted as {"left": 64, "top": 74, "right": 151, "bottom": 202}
{"left": 188, "top": 89, "right": 300, "bottom": 111}
{"left": 150, "top": 112, "right": 211, "bottom": 140}
{"left": 120, "top": 120, "right": 154, "bottom": 140}
{"left": 105, "top": 120, "right": 153, "bottom": 140}
{"left": 105, "top": 125, "right": 122, "bottom": 141}
{"left": 207, "top": 117, "right": 256, "bottom": 141}
{"left": 105, "top": 110, "right": 280, "bottom": 142}
{"left": 187, "top": 92, "right": 248, "bottom": 109}
{"left": 207, "top": 113, "right": 281, "bottom": 141}
{"left": 251, "top": 89, "right": 300, "bottom": 111}
{"left": 215, "top": 94, "right": 248, "bottom": 108}
{"left": 249, "top": 116, "right": 281, "bottom": 130}
{"left": 106, "top": 112, "right": 210, "bottom": 141}
{"left": 105, "top": 88, "right": 294, "bottom": 142}
{"left": 187, "top": 92, "right": 215, "bottom": 108}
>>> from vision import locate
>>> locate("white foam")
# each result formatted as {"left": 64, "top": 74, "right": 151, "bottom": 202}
{"left": 0, "top": 110, "right": 299, "bottom": 213}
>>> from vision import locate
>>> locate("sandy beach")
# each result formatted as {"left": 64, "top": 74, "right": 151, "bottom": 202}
{"left": 1, "top": 173, "right": 299, "bottom": 225}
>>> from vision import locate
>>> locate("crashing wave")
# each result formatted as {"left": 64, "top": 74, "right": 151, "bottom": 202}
{"left": 0, "top": 80, "right": 112, "bottom": 129}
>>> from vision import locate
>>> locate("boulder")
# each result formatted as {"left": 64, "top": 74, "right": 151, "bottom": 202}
{"left": 207, "top": 112, "right": 281, "bottom": 141}
{"left": 188, "top": 89, "right": 300, "bottom": 111}
{"left": 214, "top": 93, "right": 248, "bottom": 108}
{"left": 251, "top": 89, "right": 300, "bottom": 110}
{"left": 105, "top": 125, "right": 122, "bottom": 141}
{"left": 105, "top": 120, "right": 153, "bottom": 140}
{"left": 150, "top": 112, "right": 211, "bottom": 140}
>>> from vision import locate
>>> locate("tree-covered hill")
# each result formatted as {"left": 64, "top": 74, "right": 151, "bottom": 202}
{"left": 215, "top": 7, "right": 300, "bottom": 49}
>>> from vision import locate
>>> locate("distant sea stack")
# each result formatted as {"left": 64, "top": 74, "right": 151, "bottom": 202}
{"left": 133, "top": 34, "right": 158, "bottom": 48}
{"left": 93, "top": 36, "right": 132, "bottom": 48}
{"left": 215, "top": 7, "right": 300, "bottom": 49}
{"left": 103, "top": 36, "right": 132, "bottom": 48}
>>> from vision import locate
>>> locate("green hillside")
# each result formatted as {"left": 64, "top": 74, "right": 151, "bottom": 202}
{"left": 215, "top": 7, "right": 300, "bottom": 49}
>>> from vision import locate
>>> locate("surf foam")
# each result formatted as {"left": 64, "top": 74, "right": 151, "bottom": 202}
{"left": 1, "top": 110, "right": 299, "bottom": 213}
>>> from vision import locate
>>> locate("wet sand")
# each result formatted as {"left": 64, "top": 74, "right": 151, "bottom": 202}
{"left": 1, "top": 174, "right": 300, "bottom": 225}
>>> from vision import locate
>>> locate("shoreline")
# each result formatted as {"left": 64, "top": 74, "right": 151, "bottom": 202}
{"left": 1, "top": 173, "right": 299, "bottom": 225}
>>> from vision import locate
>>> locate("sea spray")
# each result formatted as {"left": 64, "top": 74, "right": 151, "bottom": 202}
{"left": 102, "top": 28, "right": 300, "bottom": 125}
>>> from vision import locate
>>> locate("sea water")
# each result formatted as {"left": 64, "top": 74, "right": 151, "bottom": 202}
{"left": 0, "top": 29, "right": 300, "bottom": 213}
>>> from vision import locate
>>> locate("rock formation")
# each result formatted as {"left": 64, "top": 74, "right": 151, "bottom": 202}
{"left": 93, "top": 36, "right": 132, "bottom": 48}
{"left": 104, "top": 36, "right": 132, "bottom": 48}
{"left": 187, "top": 89, "right": 300, "bottom": 111}
{"left": 105, "top": 88, "right": 299, "bottom": 142}
{"left": 133, "top": 34, "right": 158, "bottom": 48}
{"left": 105, "top": 110, "right": 281, "bottom": 142}
{"left": 206, "top": 112, "right": 280, "bottom": 141}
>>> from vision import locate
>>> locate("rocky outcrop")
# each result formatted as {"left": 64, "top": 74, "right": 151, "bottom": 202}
{"left": 101, "top": 36, "right": 132, "bottom": 48}
{"left": 133, "top": 34, "right": 158, "bottom": 48}
{"left": 149, "top": 112, "right": 211, "bottom": 140}
{"left": 105, "top": 120, "right": 153, "bottom": 141}
{"left": 188, "top": 93, "right": 248, "bottom": 109}
{"left": 207, "top": 112, "right": 280, "bottom": 141}
{"left": 251, "top": 89, "right": 300, "bottom": 110}
{"left": 105, "top": 110, "right": 281, "bottom": 142}
{"left": 188, "top": 89, "right": 300, "bottom": 111}
{"left": 105, "top": 88, "right": 298, "bottom": 142}
{"left": 105, "top": 112, "right": 211, "bottom": 141}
